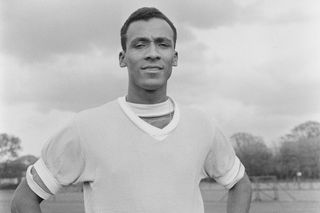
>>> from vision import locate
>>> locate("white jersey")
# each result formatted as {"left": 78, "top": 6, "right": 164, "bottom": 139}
{"left": 27, "top": 97, "right": 244, "bottom": 213}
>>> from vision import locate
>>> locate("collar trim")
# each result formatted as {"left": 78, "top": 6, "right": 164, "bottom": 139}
{"left": 118, "top": 96, "right": 180, "bottom": 141}
{"left": 126, "top": 98, "right": 174, "bottom": 117}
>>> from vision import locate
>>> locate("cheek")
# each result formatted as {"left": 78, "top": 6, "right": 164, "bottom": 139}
{"left": 126, "top": 58, "right": 138, "bottom": 67}
{"left": 125, "top": 53, "right": 141, "bottom": 66}
{"left": 164, "top": 53, "right": 176, "bottom": 64}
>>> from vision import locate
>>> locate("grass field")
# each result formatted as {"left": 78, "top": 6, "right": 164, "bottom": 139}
{"left": 1, "top": 182, "right": 320, "bottom": 213}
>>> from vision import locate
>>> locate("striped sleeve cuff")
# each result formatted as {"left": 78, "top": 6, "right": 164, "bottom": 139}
{"left": 214, "top": 156, "right": 245, "bottom": 189}
{"left": 26, "top": 165, "right": 52, "bottom": 200}
{"left": 33, "top": 158, "right": 62, "bottom": 195}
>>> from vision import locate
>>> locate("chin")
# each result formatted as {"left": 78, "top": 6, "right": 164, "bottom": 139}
{"left": 140, "top": 80, "right": 166, "bottom": 91}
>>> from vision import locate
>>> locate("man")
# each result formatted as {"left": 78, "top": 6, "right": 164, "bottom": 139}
{"left": 11, "top": 7, "right": 252, "bottom": 213}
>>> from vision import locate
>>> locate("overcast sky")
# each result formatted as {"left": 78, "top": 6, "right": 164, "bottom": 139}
{"left": 1, "top": 0, "right": 320, "bottom": 156}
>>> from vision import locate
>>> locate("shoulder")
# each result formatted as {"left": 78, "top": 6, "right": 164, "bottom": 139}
{"left": 74, "top": 98, "right": 120, "bottom": 124}
{"left": 176, "top": 102, "right": 219, "bottom": 135}
{"left": 179, "top": 104, "right": 214, "bottom": 125}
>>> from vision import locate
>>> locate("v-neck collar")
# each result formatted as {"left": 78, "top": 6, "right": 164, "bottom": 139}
{"left": 118, "top": 96, "right": 180, "bottom": 141}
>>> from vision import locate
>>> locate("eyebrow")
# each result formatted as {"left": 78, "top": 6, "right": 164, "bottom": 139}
{"left": 130, "top": 37, "right": 173, "bottom": 45}
{"left": 154, "top": 37, "right": 172, "bottom": 44}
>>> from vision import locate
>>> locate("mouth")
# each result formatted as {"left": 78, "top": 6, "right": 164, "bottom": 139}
{"left": 141, "top": 65, "right": 163, "bottom": 71}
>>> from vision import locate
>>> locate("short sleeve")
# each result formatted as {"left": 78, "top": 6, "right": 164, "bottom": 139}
{"left": 28, "top": 118, "right": 86, "bottom": 198}
{"left": 203, "top": 127, "right": 245, "bottom": 189}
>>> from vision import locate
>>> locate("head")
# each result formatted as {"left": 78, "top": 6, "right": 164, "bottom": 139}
{"left": 119, "top": 7, "right": 178, "bottom": 101}
{"left": 120, "top": 7, "right": 177, "bottom": 52}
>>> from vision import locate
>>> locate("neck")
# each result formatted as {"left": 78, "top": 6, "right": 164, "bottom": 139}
{"left": 126, "top": 84, "right": 168, "bottom": 104}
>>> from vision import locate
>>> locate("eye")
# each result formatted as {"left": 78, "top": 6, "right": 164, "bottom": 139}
{"left": 133, "top": 41, "right": 149, "bottom": 49}
{"left": 134, "top": 43, "right": 145, "bottom": 48}
{"left": 159, "top": 42, "right": 170, "bottom": 48}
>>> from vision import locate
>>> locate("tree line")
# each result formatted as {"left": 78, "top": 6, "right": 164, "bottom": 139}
{"left": 231, "top": 121, "right": 320, "bottom": 179}
{"left": 1, "top": 121, "right": 320, "bottom": 180}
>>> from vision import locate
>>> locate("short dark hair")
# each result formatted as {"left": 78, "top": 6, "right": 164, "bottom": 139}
{"left": 120, "top": 7, "right": 177, "bottom": 51}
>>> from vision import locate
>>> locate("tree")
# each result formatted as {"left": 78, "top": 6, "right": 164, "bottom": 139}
{"left": 0, "top": 155, "right": 38, "bottom": 179}
{"left": 278, "top": 141, "right": 300, "bottom": 179}
{"left": 230, "top": 132, "right": 273, "bottom": 176}
{"left": 0, "top": 133, "right": 22, "bottom": 162}
{"left": 277, "top": 137, "right": 320, "bottom": 179}
{"left": 277, "top": 121, "right": 320, "bottom": 179}
{"left": 280, "top": 121, "right": 320, "bottom": 143}
{"left": 298, "top": 136, "right": 320, "bottom": 178}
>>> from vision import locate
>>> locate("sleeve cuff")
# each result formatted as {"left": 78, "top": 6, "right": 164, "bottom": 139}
{"left": 214, "top": 156, "right": 245, "bottom": 189}
{"left": 33, "top": 158, "right": 62, "bottom": 194}
{"left": 26, "top": 165, "right": 52, "bottom": 200}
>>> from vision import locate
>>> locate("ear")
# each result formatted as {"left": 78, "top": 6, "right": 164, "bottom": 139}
{"left": 119, "top": 51, "right": 127, "bottom": 68}
{"left": 172, "top": 51, "right": 178, "bottom": 67}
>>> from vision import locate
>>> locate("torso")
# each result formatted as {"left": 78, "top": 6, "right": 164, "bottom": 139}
{"left": 74, "top": 98, "right": 214, "bottom": 213}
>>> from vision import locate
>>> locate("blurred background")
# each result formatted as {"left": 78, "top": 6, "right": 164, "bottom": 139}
{"left": 0, "top": 0, "right": 320, "bottom": 212}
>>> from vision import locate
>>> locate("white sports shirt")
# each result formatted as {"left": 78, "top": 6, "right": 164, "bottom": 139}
{"left": 26, "top": 97, "right": 245, "bottom": 213}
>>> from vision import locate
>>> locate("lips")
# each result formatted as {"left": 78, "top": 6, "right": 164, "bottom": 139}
{"left": 141, "top": 65, "right": 163, "bottom": 70}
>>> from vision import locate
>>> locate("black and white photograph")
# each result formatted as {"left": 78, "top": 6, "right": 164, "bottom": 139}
{"left": 1, "top": 0, "right": 320, "bottom": 212}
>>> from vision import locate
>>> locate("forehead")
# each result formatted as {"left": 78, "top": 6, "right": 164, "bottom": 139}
{"left": 126, "top": 18, "right": 174, "bottom": 43}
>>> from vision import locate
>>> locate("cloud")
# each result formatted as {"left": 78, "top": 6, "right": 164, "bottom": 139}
{"left": 1, "top": 0, "right": 313, "bottom": 63}
{"left": 253, "top": 58, "right": 320, "bottom": 116}
{"left": 207, "top": 53, "right": 320, "bottom": 117}
{"left": 1, "top": 0, "right": 122, "bottom": 62}
{"left": 1, "top": 102, "right": 75, "bottom": 156}
{"left": 164, "top": 0, "right": 238, "bottom": 28}
{"left": 235, "top": 0, "right": 318, "bottom": 25}
{"left": 0, "top": 0, "right": 202, "bottom": 63}
{"left": 2, "top": 52, "right": 127, "bottom": 112}
{"left": 187, "top": 12, "right": 320, "bottom": 118}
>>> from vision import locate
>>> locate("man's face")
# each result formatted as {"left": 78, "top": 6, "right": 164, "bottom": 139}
{"left": 119, "top": 18, "right": 178, "bottom": 91}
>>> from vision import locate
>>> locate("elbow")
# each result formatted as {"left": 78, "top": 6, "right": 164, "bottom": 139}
{"left": 227, "top": 173, "right": 252, "bottom": 213}
{"left": 11, "top": 190, "right": 42, "bottom": 213}
{"left": 242, "top": 173, "right": 252, "bottom": 189}
{"left": 240, "top": 173, "right": 252, "bottom": 196}
{"left": 230, "top": 173, "right": 252, "bottom": 195}
{"left": 11, "top": 192, "right": 23, "bottom": 213}
{"left": 243, "top": 173, "right": 252, "bottom": 188}
{"left": 10, "top": 180, "right": 43, "bottom": 213}
{"left": 245, "top": 176, "right": 252, "bottom": 195}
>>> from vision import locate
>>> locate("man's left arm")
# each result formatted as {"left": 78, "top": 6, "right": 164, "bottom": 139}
{"left": 227, "top": 172, "right": 252, "bottom": 213}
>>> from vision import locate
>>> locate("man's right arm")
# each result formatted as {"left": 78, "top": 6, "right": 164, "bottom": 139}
{"left": 11, "top": 179, "right": 43, "bottom": 213}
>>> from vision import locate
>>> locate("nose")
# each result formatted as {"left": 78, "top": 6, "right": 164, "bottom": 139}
{"left": 145, "top": 43, "right": 160, "bottom": 60}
